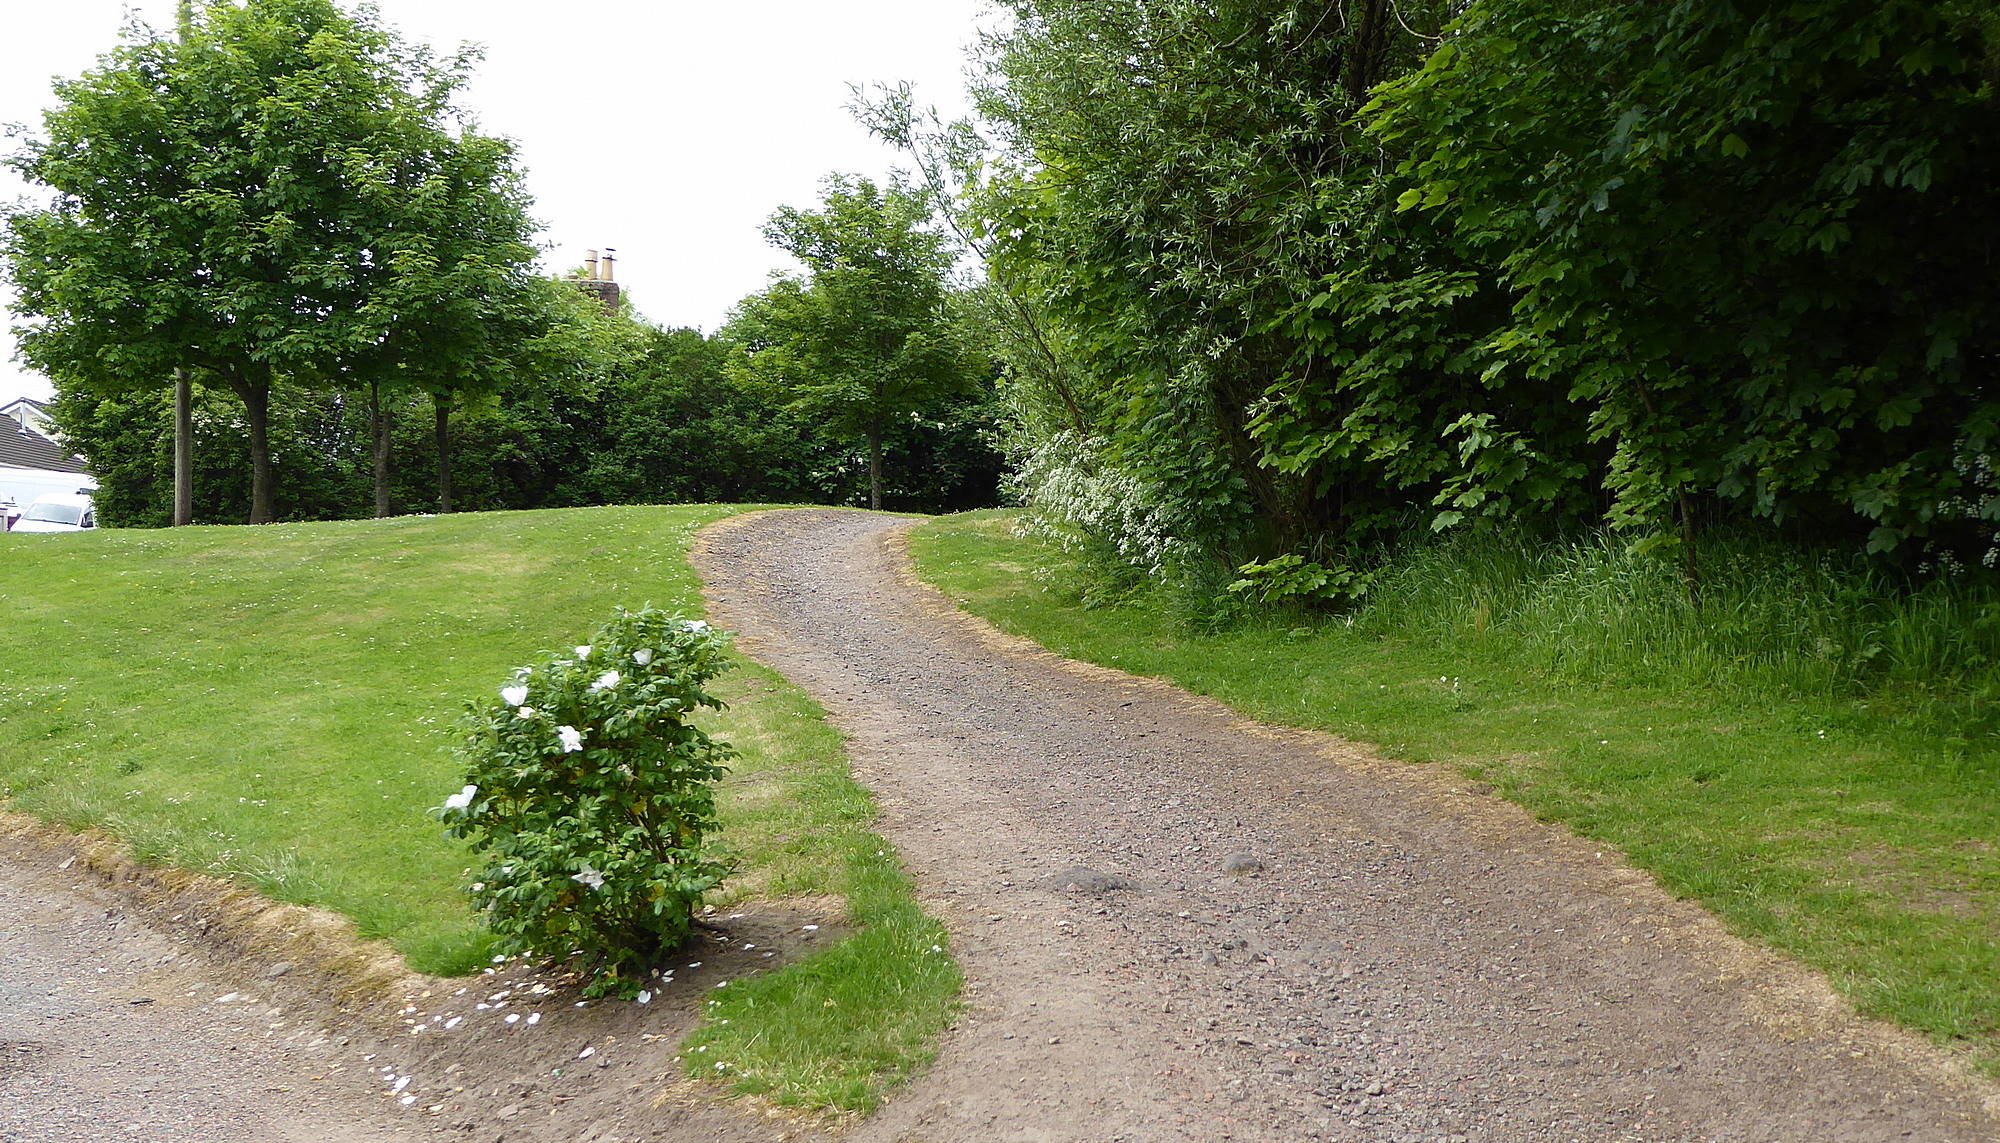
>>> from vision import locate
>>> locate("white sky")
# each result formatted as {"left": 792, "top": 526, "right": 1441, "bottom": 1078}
{"left": 0, "top": 0, "right": 994, "bottom": 404}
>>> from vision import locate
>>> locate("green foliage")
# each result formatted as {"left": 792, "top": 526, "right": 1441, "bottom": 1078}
{"left": 728, "top": 175, "right": 981, "bottom": 509}
{"left": 50, "top": 314, "right": 1003, "bottom": 524}
{"left": 4, "top": 0, "right": 547, "bottom": 522}
{"left": 1371, "top": 0, "right": 2000, "bottom": 556}
{"left": 973, "top": 1, "right": 1458, "bottom": 580}
{"left": 970, "top": 0, "right": 2000, "bottom": 598}
{"left": 1228, "top": 553, "right": 1375, "bottom": 607}
{"left": 441, "top": 609, "right": 735, "bottom": 999}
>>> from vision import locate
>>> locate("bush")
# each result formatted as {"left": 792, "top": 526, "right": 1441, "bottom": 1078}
{"left": 439, "top": 608, "right": 734, "bottom": 997}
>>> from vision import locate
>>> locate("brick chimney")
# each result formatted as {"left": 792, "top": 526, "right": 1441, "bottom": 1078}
{"left": 574, "top": 245, "right": 622, "bottom": 312}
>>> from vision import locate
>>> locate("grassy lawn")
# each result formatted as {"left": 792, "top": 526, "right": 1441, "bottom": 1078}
{"left": 909, "top": 510, "right": 2000, "bottom": 1071}
{"left": 0, "top": 505, "right": 955, "bottom": 1111}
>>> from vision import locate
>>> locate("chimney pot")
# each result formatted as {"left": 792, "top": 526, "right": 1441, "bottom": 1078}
{"left": 584, "top": 249, "right": 600, "bottom": 280}
{"left": 601, "top": 248, "right": 616, "bottom": 283}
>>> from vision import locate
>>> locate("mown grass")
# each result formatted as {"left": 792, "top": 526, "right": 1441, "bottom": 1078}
{"left": 0, "top": 505, "right": 956, "bottom": 1111}
{"left": 909, "top": 510, "right": 2000, "bottom": 1070}
{"left": 686, "top": 667, "right": 960, "bottom": 1111}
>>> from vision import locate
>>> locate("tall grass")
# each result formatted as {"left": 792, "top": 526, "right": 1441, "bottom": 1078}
{"left": 1356, "top": 530, "right": 2000, "bottom": 733}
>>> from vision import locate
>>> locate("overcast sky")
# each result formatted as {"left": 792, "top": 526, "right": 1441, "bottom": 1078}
{"left": 0, "top": 0, "right": 994, "bottom": 404}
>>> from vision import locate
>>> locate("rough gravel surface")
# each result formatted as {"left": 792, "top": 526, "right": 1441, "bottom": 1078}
{"left": 0, "top": 831, "right": 840, "bottom": 1143}
{"left": 0, "top": 855, "right": 423, "bottom": 1143}
{"left": 694, "top": 508, "right": 2000, "bottom": 1143}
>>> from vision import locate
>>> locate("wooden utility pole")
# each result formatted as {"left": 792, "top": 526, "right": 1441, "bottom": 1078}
{"left": 171, "top": 0, "right": 194, "bottom": 526}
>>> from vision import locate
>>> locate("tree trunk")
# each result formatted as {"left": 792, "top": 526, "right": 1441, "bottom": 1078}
{"left": 867, "top": 423, "right": 883, "bottom": 510}
{"left": 233, "top": 373, "right": 274, "bottom": 524}
{"left": 434, "top": 393, "right": 453, "bottom": 514}
{"left": 370, "top": 380, "right": 393, "bottom": 518}
{"left": 172, "top": 370, "right": 193, "bottom": 526}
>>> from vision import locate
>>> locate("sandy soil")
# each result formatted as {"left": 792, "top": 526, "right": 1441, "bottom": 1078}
{"left": 690, "top": 508, "right": 2000, "bottom": 1143}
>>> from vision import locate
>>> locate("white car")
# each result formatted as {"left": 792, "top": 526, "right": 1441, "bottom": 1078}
{"left": 11, "top": 493, "right": 96, "bottom": 533}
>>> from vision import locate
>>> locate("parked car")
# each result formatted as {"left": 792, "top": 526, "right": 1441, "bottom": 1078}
{"left": 11, "top": 493, "right": 95, "bottom": 533}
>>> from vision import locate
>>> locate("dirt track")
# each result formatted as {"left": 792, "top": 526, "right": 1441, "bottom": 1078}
{"left": 693, "top": 508, "right": 2000, "bottom": 1143}
{"left": 7, "top": 505, "right": 1999, "bottom": 1143}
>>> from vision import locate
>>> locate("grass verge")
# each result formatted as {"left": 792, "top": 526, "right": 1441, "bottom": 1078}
{"left": 686, "top": 666, "right": 959, "bottom": 1111}
{"left": 0, "top": 505, "right": 956, "bottom": 1111}
{"left": 909, "top": 510, "right": 2000, "bottom": 1071}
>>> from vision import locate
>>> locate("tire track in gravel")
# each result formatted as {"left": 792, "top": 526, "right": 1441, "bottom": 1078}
{"left": 692, "top": 508, "right": 2000, "bottom": 1143}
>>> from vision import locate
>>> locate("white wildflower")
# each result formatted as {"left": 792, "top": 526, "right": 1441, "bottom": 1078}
{"left": 632, "top": 647, "right": 654, "bottom": 666}
{"left": 516, "top": 706, "right": 536, "bottom": 720}
{"left": 500, "top": 685, "right": 528, "bottom": 707}
{"left": 557, "top": 725, "right": 584, "bottom": 753}
{"left": 572, "top": 865, "right": 606, "bottom": 891}
{"left": 574, "top": 644, "right": 593, "bottom": 660}
{"left": 590, "top": 669, "right": 622, "bottom": 692}
{"left": 681, "top": 620, "right": 710, "bottom": 634}
{"left": 443, "top": 784, "right": 477, "bottom": 811}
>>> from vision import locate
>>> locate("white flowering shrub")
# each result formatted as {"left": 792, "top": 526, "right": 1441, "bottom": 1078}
{"left": 440, "top": 609, "right": 734, "bottom": 998}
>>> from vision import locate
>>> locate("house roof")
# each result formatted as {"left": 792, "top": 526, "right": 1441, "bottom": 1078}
{"left": 0, "top": 421, "right": 90, "bottom": 474}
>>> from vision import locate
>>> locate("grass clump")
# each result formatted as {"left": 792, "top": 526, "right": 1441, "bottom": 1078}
{"left": 910, "top": 510, "right": 2000, "bottom": 1071}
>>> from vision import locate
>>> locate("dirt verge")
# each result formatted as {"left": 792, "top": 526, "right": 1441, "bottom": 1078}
{"left": 0, "top": 798, "right": 839, "bottom": 1142}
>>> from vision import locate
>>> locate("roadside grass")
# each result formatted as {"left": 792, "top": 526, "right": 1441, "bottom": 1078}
{"left": 909, "top": 510, "right": 2000, "bottom": 1071}
{"left": 0, "top": 506, "right": 956, "bottom": 1111}
{"left": 686, "top": 667, "right": 960, "bottom": 1111}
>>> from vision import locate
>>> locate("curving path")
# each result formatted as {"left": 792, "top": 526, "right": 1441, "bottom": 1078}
{"left": 693, "top": 508, "right": 2000, "bottom": 1143}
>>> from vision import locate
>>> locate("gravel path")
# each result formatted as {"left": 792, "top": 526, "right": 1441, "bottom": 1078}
{"left": 693, "top": 508, "right": 2000, "bottom": 1143}
{"left": 0, "top": 854, "right": 425, "bottom": 1143}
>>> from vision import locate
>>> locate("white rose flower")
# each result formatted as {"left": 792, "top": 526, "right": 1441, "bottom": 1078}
{"left": 572, "top": 865, "right": 605, "bottom": 891}
{"left": 500, "top": 684, "right": 528, "bottom": 707}
{"left": 631, "top": 648, "right": 654, "bottom": 666}
{"left": 557, "top": 725, "right": 584, "bottom": 753}
{"left": 574, "top": 644, "right": 593, "bottom": 660}
{"left": 443, "top": 783, "right": 477, "bottom": 810}
{"left": 590, "top": 669, "right": 621, "bottom": 692}
{"left": 516, "top": 706, "right": 537, "bottom": 719}
{"left": 681, "top": 620, "right": 710, "bottom": 634}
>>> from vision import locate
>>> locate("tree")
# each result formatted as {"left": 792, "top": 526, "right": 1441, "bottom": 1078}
{"left": 350, "top": 131, "right": 552, "bottom": 516}
{"left": 967, "top": 0, "right": 1461, "bottom": 596}
{"left": 4, "top": 0, "right": 519, "bottom": 523}
{"left": 1371, "top": 0, "right": 2000, "bottom": 562}
{"left": 729, "top": 175, "right": 975, "bottom": 510}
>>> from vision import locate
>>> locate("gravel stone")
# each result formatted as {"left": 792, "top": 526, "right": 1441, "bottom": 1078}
{"left": 1043, "top": 866, "right": 1139, "bottom": 894}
